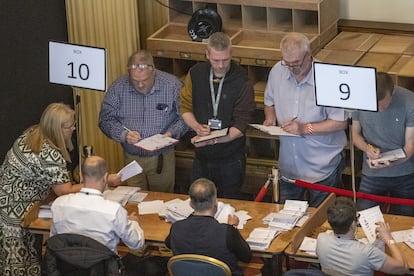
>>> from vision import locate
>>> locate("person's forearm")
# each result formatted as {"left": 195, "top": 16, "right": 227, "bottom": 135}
{"left": 308, "top": 119, "right": 347, "bottom": 135}
{"left": 182, "top": 112, "right": 202, "bottom": 131}
{"left": 387, "top": 242, "right": 408, "bottom": 269}
{"left": 264, "top": 105, "right": 276, "bottom": 125}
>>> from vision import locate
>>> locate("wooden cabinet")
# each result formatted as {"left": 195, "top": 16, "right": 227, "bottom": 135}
{"left": 148, "top": 0, "right": 340, "bottom": 197}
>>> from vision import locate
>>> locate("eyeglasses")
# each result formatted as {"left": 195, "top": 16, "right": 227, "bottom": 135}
{"left": 128, "top": 64, "right": 154, "bottom": 71}
{"left": 281, "top": 53, "right": 308, "bottom": 69}
{"left": 62, "top": 121, "right": 76, "bottom": 130}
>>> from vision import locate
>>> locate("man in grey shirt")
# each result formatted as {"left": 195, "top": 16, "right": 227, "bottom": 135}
{"left": 352, "top": 72, "right": 414, "bottom": 216}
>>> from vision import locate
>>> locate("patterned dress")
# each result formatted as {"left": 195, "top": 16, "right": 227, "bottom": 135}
{"left": 0, "top": 132, "right": 69, "bottom": 275}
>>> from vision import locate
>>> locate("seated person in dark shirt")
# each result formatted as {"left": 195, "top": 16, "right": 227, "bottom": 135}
{"left": 165, "top": 178, "right": 252, "bottom": 275}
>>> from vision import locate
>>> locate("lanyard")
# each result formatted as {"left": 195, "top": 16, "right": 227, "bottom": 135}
{"left": 80, "top": 190, "right": 103, "bottom": 197}
{"left": 209, "top": 68, "right": 225, "bottom": 118}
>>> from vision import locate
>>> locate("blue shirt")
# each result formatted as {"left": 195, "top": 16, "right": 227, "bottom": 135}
{"left": 264, "top": 61, "right": 346, "bottom": 182}
{"left": 99, "top": 70, "right": 189, "bottom": 156}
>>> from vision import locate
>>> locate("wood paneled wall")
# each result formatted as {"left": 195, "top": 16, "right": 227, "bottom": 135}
{"left": 138, "top": 0, "right": 168, "bottom": 49}
{"left": 65, "top": 0, "right": 143, "bottom": 172}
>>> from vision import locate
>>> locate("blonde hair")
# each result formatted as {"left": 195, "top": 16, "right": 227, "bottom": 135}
{"left": 25, "top": 103, "right": 75, "bottom": 162}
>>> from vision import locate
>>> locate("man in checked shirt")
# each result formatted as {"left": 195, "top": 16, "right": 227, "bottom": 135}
{"left": 99, "top": 50, "right": 189, "bottom": 192}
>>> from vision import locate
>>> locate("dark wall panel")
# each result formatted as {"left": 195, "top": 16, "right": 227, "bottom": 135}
{"left": 0, "top": 0, "right": 73, "bottom": 163}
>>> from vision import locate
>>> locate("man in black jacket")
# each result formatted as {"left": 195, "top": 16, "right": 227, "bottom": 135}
{"left": 165, "top": 178, "right": 252, "bottom": 275}
{"left": 180, "top": 32, "right": 255, "bottom": 199}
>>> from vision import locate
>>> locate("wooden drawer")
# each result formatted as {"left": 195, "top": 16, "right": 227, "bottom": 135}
{"left": 369, "top": 34, "right": 414, "bottom": 55}
{"left": 231, "top": 30, "right": 319, "bottom": 62}
{"left": 394, "top": 55, "right": 414, "bottom": 91}
{"left": 147, "top": 23, "right": 239, "bottom": 60}
{"left": 356, "top": 52, "right": 401, "bottom": 72}
{"left": 315, "top": 49, "right": 365, "bottom": 65}
{"left": 324, "top": 31, "right": 383, "bottom": 52}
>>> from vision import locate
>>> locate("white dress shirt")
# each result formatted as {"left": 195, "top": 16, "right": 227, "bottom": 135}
{"left": 51, "top": 187, "right": 144, "bottom": 253}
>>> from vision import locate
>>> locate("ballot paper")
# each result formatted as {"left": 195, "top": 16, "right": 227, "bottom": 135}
{"left": 358, "top": 205, "right": 384, "bottom": 244}
{"left": 299, "top": 237, "right": 317, "bottom": 256}
{"left": 134, "top": 134, "right": 178, "bottom": 152}
{"left": 249, "top": 124, "right": 300, "bottom": 137}
{"left": 371, "top": 148, "right": 406, "bottom": 163}
{"left": 103, "top": 186, "right": 141, "bottom": 206}
{"left": 38, "top": 202, "right": 53, "bottom": 219}
{"left": 246, "top": 227, "right": 280, "bottom": 250}
{"left": 392, "top": 228, "right": 414, "bottom": 250}
{"left": 117, "top": 160, "right": 143, "bottom": 182}
{"left": 138, "top": 200, "right": 165, "bottom": 215}
{"left": 193, "top": 128, "right": 229, "bottom": 143}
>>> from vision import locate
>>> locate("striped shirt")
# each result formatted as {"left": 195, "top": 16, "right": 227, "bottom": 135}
{"left": 99, "top": 70, "right": 189, "bottom": 156}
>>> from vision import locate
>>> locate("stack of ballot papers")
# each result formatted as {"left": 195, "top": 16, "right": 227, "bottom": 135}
{"left": 246, "top": 227, "right": 281, "bottom": 250}
{"left": 164, "top": 198, "right": 194, "bottom": 223}
{"left": 267, "top": 200, "right": 309, "bottom": 230}
{"left": 357, "top": 205, "right": 384, "bottom": 244}
{"left": 103, "top": 186, "right": 142, "bottom": 206}
{"left": 299, "top": 236, "right": 317, "bottom": 256}
{"left": 391, "top": 228, "right": 414, "bottom": 250}
{"left": 38, "top": 202, "right": 53, "bottom": 219}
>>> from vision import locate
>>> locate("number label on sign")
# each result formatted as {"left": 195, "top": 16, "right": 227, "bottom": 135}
{"left": 49, "top": 41, "right": 106, "bottom": 91}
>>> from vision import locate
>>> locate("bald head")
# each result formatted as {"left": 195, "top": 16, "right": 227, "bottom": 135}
{"left": 81, "top": 156, "right": 108, "bottom": 190}
{"left": 189, "top": 178, "right": 217, "bottom": 212}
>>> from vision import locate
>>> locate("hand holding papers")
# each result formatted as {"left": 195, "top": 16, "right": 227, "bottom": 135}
{"left": 249, "top": 124, "right": 300, "bottom": 137}
{"left": 193, "top": 128, "right": 229, "bottom": 143}
{"left": 358, "top": 205, "right": 384, "bottom": 244}
{"left": 117, "top": 160, "right": 142, "bottom": 182}
{"left": 371, "top": 148, "right": 406, "bottom": 164}
{"left": 134, "top": 134, "right": 178, "bottom": 152}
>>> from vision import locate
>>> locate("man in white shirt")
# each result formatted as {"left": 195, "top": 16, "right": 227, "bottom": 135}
{"left": 51, "top": 156, "right": 144, "bottom": 253}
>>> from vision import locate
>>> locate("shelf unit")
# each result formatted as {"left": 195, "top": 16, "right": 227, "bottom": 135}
{"left": 148, "top": 0, "right": 340, "bottom": 197}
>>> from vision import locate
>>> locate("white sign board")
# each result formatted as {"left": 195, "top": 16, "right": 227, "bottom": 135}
{"left": 49, "top": 41, "right": 106, "bottom": 91}
{"left": 313, "top": 62, "right": 377, "bottom": 112}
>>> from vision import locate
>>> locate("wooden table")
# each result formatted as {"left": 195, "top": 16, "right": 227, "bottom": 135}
{"left": 25, "top": 191, "right": 324, "bottom": 275}
{"left": 285, "top": 213, "right": 414, "bottom": 273}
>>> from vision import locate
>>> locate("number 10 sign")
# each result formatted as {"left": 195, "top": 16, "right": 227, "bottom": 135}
{"left": 49, "top": 41, "right": 106, "bottom": 91}
{"left": 313, "top": 62, "right": 378, "bottom": 112}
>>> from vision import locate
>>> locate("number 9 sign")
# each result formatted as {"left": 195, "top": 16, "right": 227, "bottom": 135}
{"left": 313, "top": 62, "right": 378, "bottom": 112}
{"left": 49, "top": 41, "right": 106, "bottom": 91}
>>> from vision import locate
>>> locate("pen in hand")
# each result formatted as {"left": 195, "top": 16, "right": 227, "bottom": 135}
{"left": 122, "top": 125, "right": 132, "bottom": 132}
{"left": 282, "top": 116, "right": 298, "bottom": 128}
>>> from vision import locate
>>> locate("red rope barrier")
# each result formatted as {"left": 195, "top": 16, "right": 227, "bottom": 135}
{"left": 294, "top": 179, "right": 414, "bottom": 206}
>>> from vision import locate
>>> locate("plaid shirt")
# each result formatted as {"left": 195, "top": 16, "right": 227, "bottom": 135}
{"left": 99, "top": 70, "right": 188, "bottom": 156}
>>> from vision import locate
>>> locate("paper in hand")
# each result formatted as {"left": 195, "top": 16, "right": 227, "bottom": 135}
{"left": 117, "top": 160, "right": 143, "bottom": 182}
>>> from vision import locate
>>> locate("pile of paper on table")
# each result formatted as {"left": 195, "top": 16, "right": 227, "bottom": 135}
{"left": 103, "top": 186, "right": 143, "bottom": 206}
{"left": 246, "top": 227, "right": 281, "bottom": 250}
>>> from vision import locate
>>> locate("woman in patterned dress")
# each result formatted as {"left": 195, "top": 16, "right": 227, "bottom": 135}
{"left": 0, "top": 103, "right": 88, "bottom": 275}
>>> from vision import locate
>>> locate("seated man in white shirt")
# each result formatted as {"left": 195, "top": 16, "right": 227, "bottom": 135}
{"left": 51, "top": 156, "right": 157, "bottom": 274}
{"left": 316, "top": 197, "right": 408, "bottom": 276}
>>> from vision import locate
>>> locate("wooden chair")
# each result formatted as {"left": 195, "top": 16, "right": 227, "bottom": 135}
{"left": 167, "top": 254, "right": 231, "bottom": 276}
